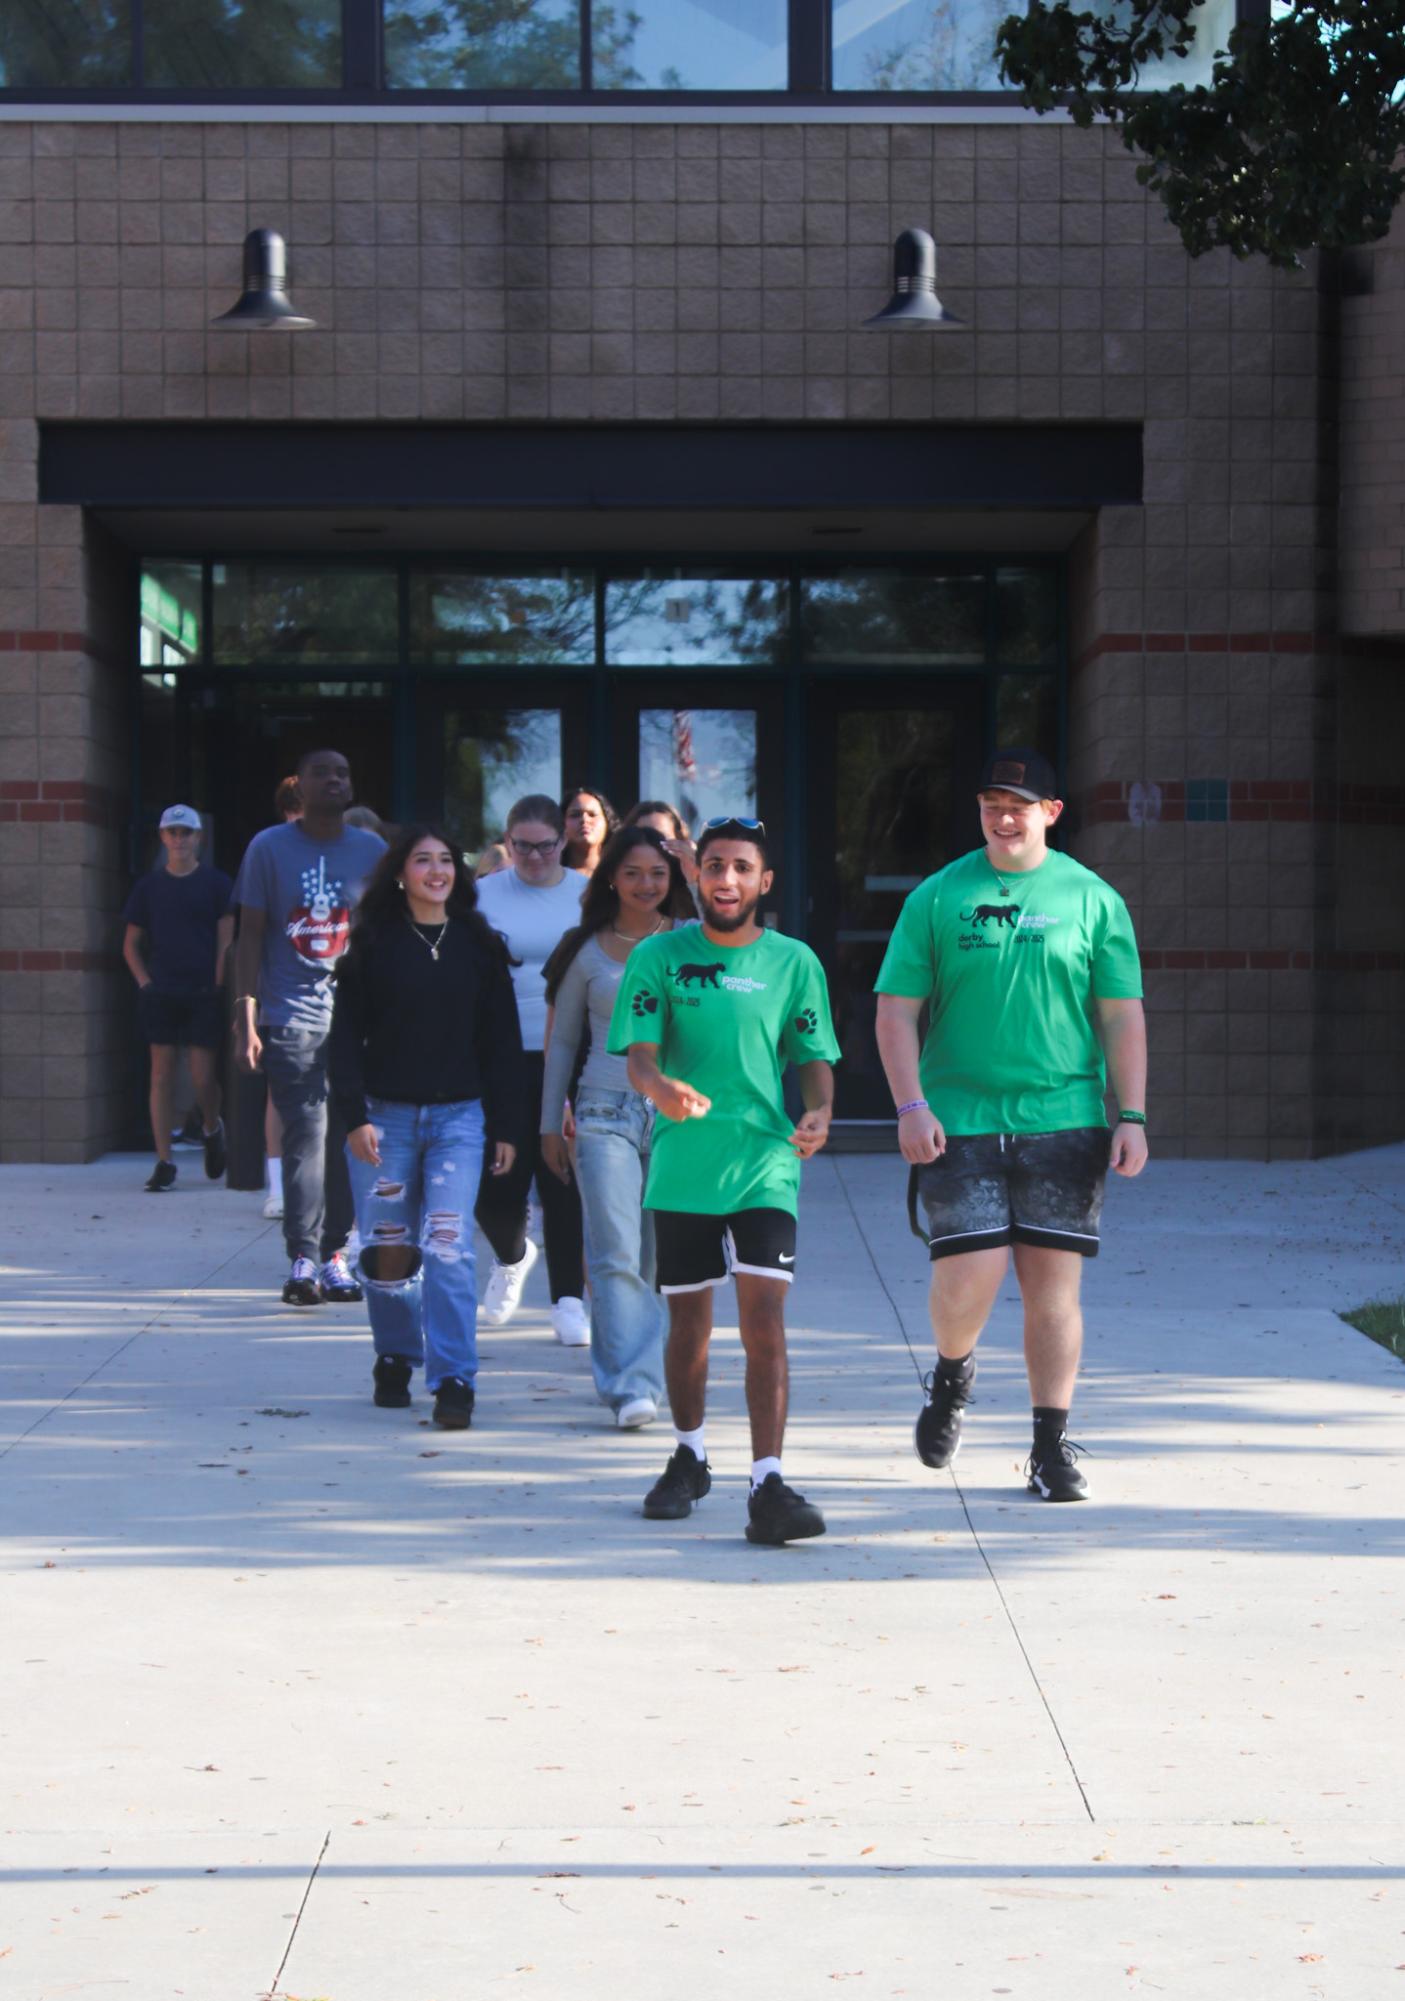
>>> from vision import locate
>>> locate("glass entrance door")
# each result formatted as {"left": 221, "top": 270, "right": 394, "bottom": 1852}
{"left": 415, "top": 679, "right": 591, "bottom": 858}
{"left": 610, "top": 676, "right": 784, "bottom": 844}
{"left": 808, "top": 680, "right": 985, "bottom": 1122}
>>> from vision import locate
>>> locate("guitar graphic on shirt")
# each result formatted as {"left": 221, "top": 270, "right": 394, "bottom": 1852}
{"left": 286, "top": 857, "right": 351, "bottom": 964}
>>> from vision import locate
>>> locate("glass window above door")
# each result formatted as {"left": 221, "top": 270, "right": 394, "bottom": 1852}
{"left": 594, "top": 0, "right": 788, "bottom": 90}
{"left": 801, "top": 569, "right": 986, "bottom": 667}
{"left": 411, "top": 569, "right": 596, "bottom": 667}
{"left": 385, "top": 0, "right": 581, "bottom": 90}
{"left": 211, "top": 563, "right": 398, "bottom": 667}
{"left": 638, "top": 707, "right": 757, "bottom": 833}
{"left": 605, "top": 573, "right": 787, "bottom": 669}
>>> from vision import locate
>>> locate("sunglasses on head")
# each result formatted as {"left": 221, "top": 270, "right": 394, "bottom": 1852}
{"left": 701, "top": 815, "right": 766, "bottom": 837}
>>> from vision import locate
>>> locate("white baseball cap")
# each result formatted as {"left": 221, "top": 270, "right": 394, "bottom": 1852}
{"left": 159, "top": 804, "right": 202, "bottom": 831}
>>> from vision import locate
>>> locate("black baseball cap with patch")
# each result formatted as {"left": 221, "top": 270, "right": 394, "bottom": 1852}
{"left": 977, "top": 748, "right": 1060, "bottom": 803}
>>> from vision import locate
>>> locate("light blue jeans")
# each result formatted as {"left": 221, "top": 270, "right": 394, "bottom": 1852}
{"left": 346, "top": 1098, "right": 485, "bottom": 1391}
{"left": 573, "top": 1086, "right": 666, "bottom": 1412}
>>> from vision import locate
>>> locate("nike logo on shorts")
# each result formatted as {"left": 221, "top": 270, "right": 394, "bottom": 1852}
{"left": 778, "top": 1252, "right": 795, "bottom": 1265}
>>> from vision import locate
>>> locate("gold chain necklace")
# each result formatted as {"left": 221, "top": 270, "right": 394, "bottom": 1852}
{"left": 407, "top": 915, "right": 449, "bottom": 962}
{"left": 611, "top": 917, "right": 665, "bottom": 944}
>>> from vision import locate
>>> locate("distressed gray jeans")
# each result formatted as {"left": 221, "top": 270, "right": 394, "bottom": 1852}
{"left": 262, "top": 1022, "right": 353, "bottom": 1265}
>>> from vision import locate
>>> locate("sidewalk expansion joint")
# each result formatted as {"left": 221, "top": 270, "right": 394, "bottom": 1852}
{"left": 265, "top": 1827, "right": 330, "bottom": 2000}
{"left": 831, "top": 1156, "right": 1096, "bottom": 1825}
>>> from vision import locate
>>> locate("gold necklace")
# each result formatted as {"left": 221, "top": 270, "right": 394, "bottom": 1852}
{"left": 407, "top": 915, "right": 449, "bottom": 961}
{"left": 611, "top": 917, "right": 665, "bottom": 944}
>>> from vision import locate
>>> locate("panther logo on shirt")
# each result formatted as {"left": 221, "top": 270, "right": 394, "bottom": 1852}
{"left": 286, "top": 858, "right": 351, "bottom": 965}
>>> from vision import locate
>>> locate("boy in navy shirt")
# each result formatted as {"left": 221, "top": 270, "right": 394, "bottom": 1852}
{"left": 122, "top": 805, "right": 234, "bottom": 1192}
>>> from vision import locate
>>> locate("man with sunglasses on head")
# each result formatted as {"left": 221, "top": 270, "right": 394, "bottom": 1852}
{"left": 874, "top": 749, "right": 1148, "bottom": 1503}
{"left": 609, "top": 816, "right": 840, "bottom": 1546}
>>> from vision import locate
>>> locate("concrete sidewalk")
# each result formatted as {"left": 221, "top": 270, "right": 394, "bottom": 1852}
{"left": 1, "top": 1146, "right": 1403, "bottom": 2000}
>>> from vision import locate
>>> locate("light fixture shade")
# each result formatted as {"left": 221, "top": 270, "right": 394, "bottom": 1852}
{"left": 863, "top": 227, "right": 963, "bottom": 330}
{"left": 211, "top": 229, "right": 316, "bottom": 331}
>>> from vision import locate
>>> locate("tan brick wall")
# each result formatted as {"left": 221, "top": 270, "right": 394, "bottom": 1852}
{"left": 0, "top": 112, "right": 1380, "bottom": 1159}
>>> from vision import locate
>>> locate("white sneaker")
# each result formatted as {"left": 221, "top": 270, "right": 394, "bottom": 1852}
{"left": 480, "top": 1238, "right": 539, "bottom": 1326}
{"left": 616, "top": 1396, "right": 657, "bottom": 1430}
{"left": 551, "top": 1296, "right": 590, "bottom": 1347}
{"left": 262, "top": 1191, "right": 284, "bottom": 1219}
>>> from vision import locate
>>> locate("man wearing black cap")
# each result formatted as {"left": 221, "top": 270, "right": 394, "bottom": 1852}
{"left": 873, "top": 750, "right": 1148, "bottom": 1501}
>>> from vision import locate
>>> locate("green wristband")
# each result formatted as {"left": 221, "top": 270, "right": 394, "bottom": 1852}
{"left": 1117, "top": 1109, "right": 1147, "bottom": 1126}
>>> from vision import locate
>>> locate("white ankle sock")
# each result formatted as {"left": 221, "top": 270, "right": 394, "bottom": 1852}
{"left": 266, "top": 1157, "right": 283, "bottom": 1198}
{"left": 674, "top": 1424, "right": 706, "bottom": 1461}
{"left": 750, "top": 1455, "right": 782, "bottom": 1492}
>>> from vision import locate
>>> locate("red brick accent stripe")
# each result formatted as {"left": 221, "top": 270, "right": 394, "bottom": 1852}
{"left": 1080, "top": 780, "right": 1405, "bottom": 826}
{"left": 0, "top": 781, "right": 120, "bottom": 828}
{"left": 0, "top": 631, "right": 91, "bottom": 653}
{"left": 1073, "top": 630, "right": 1325, "bottom": 671}
{"left": 0, "top": 951, "right": 118, "bottom": 973}
{"left": 1140, "top": 949, "right": 1405, "bottom": 973}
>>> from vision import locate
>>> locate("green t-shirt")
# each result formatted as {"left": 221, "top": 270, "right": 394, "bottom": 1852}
{"left": 607, "top": 922, "right": 840, "bottom": 1216}
{"left": 874, "top": 848, "right": 1142, "bottom": 1136}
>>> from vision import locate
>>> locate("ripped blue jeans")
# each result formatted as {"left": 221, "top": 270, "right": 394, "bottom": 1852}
{"left": 346, "top": 1097, "right": 485, "bottom": 1391}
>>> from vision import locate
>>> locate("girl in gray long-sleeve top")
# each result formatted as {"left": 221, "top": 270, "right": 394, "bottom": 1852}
{"left": 540, "top": 825, "right": 695, "bottom": 1428}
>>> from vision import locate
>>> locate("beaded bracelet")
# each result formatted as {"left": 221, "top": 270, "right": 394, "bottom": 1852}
{"left": 895, "top": 1099, "right": 929, "bottom": 1118}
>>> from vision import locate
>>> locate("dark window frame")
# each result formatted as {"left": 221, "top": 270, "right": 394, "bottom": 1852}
{"left": 1, "top": 0, "right": 1263, "bottom": 104}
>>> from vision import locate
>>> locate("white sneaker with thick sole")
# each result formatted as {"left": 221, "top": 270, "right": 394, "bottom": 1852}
{"left": 480, "top": 1238, "right": 539, "bottom": 1326}
{"left": 262, "top": 1191, "right": 284, "bottom": 1219}
{"left": 551, "top": 1296, "right": 590, "bottom": 1347}
{"left": 616, "top": 1396, "right": 657, "bottom": 1429}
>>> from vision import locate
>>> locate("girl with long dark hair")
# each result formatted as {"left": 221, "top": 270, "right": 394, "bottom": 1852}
{"left": 540, "top": 825, "right": 694, "bottom": 1427}
{"left": 562, "top": 786, "right": 620, "bottom": 876}
{"left": 329, "top": 823, "right": 525, "bottom": 1430}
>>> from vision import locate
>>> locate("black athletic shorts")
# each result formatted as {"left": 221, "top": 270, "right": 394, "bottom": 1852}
{"left": 139, "top": 985, "right": 224, "bottom": 1050}
{"left": 911, "top": 1128, "right": 1110, "bottom": 1261}
{"left": 652, "top": 1207, "right": 797, "bottom": 1293}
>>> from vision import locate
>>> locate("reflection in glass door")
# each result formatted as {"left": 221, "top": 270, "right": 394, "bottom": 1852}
{"left": 638, "top": 706, "right": 758, "bottom": 830}
{"left": 416, "top": 684, "right": 588, "bottom": 860}
{"left": 812, "top": 684, "right": 983, "bottom": 1121}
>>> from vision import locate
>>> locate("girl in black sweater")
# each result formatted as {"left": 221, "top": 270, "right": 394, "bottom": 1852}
{"left": 329, "top": 824, "right": 525, "bottom": 1429}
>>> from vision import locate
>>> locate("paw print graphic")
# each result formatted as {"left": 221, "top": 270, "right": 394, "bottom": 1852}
{"left": 794, "top": 1008, "right": 818, "bottom": 1034}
{"left": 632, "top": 991, "right": 659, "bottom": 1017}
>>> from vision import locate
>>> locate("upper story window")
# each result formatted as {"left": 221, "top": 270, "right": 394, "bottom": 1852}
{"left": 0, "top": 0, "right": 1252, "bottom": 99}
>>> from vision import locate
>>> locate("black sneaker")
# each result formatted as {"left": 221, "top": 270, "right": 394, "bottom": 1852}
{"left": 282, "top": 1256, "right": 322, "bottom": 1306}
{"left": 432, "top": 1376, "right": 474, "bottom": 1429}
{"left": 915, "top": 1358, "right": 975, "bottom": 1470}
{"left": 745, "top": 1473, "right": 826, "bottom": 1546}
{"left": 1026, "top": 1433, "right": 1089, "bottom": 1503}
{"left": 202, "top": 1120, "right": 226, "bottom": 1181}
{"left": 372, "top": 1355, "right": 414, "bottom": 1409}
{"left": 145, "top": 1160, "right": 177, "bottom": 1193}
{"left": 642, "top": 1444, "right": 711, "bottom": 1520}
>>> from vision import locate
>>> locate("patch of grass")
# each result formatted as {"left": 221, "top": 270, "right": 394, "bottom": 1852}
{"left": 1340, "top": 1297, "right": 1405, "bottom": 1362}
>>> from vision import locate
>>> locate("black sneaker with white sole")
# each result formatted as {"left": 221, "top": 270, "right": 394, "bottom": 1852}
{"left": 745, "top": 1473, "right": 826, "bottom": 1546}
{"left": 432, "top": 1376, "right": 475, "bottom": 1429}
{"left": 642, "top": 1444, "right": 711, "bottom": 1520}
{"left": 282, "top": 1256, "right": 322, "bottom": 1306}
{"left": 145, "top": 1160, "right": 177, "bottom": 1193}
{"left": 915, "top": 1358, "right": 975, "bottom": 1470}
{"left": 202, "top": 1120, "right": 226, "bottom": 1181}
{"left": 372, "top": 1354, "right": 414, "bottom": 1408}
{"left": 1025, "top": 1432, "right": 1089, "bottom": 1502}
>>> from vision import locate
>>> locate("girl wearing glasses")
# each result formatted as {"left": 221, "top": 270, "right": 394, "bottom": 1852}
{"left": 539, "top": 825, "right": 696, "bottom": 1429}
{"left": 473, "top": 794, "right": 590, "bottom": 1344}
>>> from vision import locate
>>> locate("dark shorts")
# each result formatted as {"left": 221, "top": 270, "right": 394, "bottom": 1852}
{"left": 652, "top": 1207, "right": 797, "bottom": 1293}
{"left": 139, "top": 985, "right": 224, "bottom": 1050}
{"left": 912, "top": 1128, "right": 1110, "bottom": 1261}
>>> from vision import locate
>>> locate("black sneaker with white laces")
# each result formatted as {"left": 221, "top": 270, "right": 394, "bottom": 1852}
{"left": 915, "top": 1358, "right": 975, "bottom": 1470}
{"left": 372, "top": 1354, "right": 414, "bottom": 1409}
{"left": 642, "top": 1444, "right": 711, "bottom": 1520}
{"left": 145, "top": 1160, "right": 177, "bottom": 1193}
{"left": 1025, "top": 1432, "right": 1089, "bottom": 1502}
{"left": 432, "top": 1376, "right": 475, "bottom": 1429}
{"left": 745, "top": 1473, "right": 826, "bottom": 1546}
